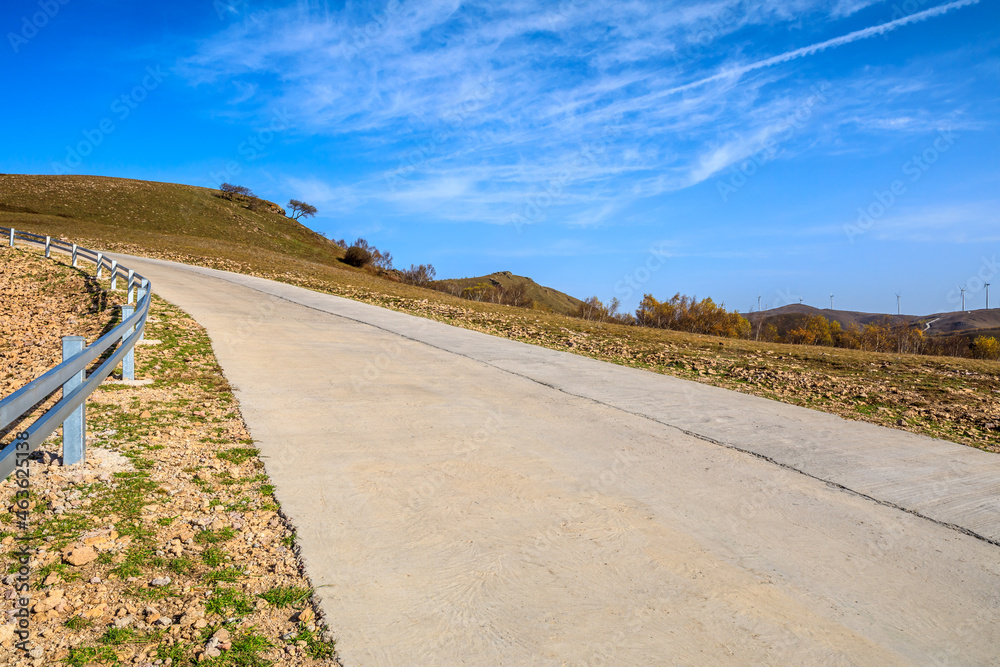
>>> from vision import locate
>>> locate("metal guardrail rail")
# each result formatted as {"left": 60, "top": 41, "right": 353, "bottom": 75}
{"left": 0, "top": 227, "right": 151, "bottom": 480}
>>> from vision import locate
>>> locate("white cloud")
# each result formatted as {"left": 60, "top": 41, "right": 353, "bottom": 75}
{"left": 181, "top": 0, "right": 986, "bottom": 226}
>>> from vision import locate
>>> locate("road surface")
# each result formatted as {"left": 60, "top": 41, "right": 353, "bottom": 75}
{"left": 114, "top": 254, "right": 1000, "bottom": 666}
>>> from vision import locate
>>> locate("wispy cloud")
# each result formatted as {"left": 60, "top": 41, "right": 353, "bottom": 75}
{"left": 180, "top": 0, "right": 987, "bottom": 226}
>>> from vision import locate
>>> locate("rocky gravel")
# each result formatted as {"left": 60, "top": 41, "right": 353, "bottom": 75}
{"left": 0, "top": 247, "right": 338, "bottom": 665}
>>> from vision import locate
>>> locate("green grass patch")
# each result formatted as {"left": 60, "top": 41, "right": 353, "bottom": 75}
{"left": 258, "top": 586, "right": 311, "bottom": 608}
{"left": 200, "top": 628, "right": 274, "bottom": 667}
{"left": 202, "top": 546, "right": 226, "bottom": 568}
{"left": 36, "top": 562, "right": 81, "bottom": 587}
{"left": 217, "top": 448, "right": 259, "bottom": 465}
{"left": 168, "top": 557, "right": 195, "bottom": 575}
{"left": 203, "top": 567, "right": 242, "bottom": 584}
{"left": 100, "top": 626, "right": 136, "bottom": 646}
{"left": 206, "top": 587, "right": 255, "bottom": 617}
{"left": 196, "top": 527, "right": 237, "bottom": 544}
{"left": 64, "top": 616, "right": 93, "bottom": 631}
{"left": 291, "top": 623, "right": 337, "bottom": 660}
{"left": 64, "top": 645, "right": 119, "bottom": 666}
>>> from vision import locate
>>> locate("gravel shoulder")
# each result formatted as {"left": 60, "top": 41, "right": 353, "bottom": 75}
{"left": 0, "top": 248, "right": 338, "bottom": 666}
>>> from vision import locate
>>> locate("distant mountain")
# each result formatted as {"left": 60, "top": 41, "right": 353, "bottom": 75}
{"left": 432, "top": 271, "right": 585, "bottom": 316}
{"left": 748, "top": 303, "right": 1000, "bottom": 337}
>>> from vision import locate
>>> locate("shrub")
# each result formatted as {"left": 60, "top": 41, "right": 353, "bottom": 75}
{"left": 575, "top": 296, "right": 629, "bottom": 323}
{"left": 219, "top": 183, "right": 253, "bottom": 201}
{"left": 402, "top": 264, "right": 436, "bottom": 286}
{"left": 343, "top": 246, "right": 373, "bottom": 267}
{"left": 972, "top": 335, "right": 1000, "bottom": 360}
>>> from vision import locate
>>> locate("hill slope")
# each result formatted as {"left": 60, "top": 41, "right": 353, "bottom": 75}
{"left": 749, "top": 303, "right": 1000, "bottom": 336}
{"left": 432, "top": 271, "right": 584, "bottom": 315}
{"left": 0, "top": 174, "right": 346, "bottom": 270}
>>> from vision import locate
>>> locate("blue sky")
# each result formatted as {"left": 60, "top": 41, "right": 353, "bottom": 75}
{"left": 2, "top": 0, "right": 998, "bottom": 316}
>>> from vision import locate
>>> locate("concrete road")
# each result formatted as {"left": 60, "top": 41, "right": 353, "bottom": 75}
{"left": 115, "top": 254, "right": 1000, "bottom": 666}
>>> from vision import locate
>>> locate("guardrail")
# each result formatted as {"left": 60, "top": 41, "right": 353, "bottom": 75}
{"left": 0, "top": 227, "right": 151, "bottom": 481}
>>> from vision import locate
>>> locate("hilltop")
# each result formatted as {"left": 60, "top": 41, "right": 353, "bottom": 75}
{"left": 432, "top": 271, "right": 585, "bottom": 316}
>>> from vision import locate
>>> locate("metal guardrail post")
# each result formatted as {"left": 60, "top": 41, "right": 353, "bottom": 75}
{"left": 72, "top": 243, "right": 78, "bottom": 267}
{"left": 110, "top": 260, "right": 118, "bottom": 290}
{"left": 8, "top": 228, "right": 13, "bottom": 247}
{"left": 127, "top": 269, "right": 135, "bottom": 303}
{"left": 121, "top": 304, "right": 136, "bottom": 381}
{"left": 62, "top": 336, "right": 87, "bottom": 466}
{"left": 45, "top": 236, "right": 51, "bottom": 258}
{"left": 96, "top": 253, "right": 104, "bottom": 278}
{"left": 137, "top": 280, "right": 148, "bottom": 342}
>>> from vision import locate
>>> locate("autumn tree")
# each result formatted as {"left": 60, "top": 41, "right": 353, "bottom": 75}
{"left": 972, "top": 335, "right": 1000, "bottom": 360}
{"left": 635, "top": 293, "right": 749, "bottom": 338}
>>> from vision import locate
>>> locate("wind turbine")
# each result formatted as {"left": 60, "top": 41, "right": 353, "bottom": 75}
{"left": 987, "top": 283, "right": 991, "bottom": 310}
{"left": 959, "top": 285, "right": 967, "bottom": 312}
{"left": 895, "top": 292, "right": 902, "bottom": 316}
{"left": 830, "top": 293, "right": 834, "bottom": 310}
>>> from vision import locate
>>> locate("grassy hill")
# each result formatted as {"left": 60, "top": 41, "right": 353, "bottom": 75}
{"left": 432, "top": 271, "right": 585, "bottom": 315}
{"left": 0, "top": 174, "right": 347, "bottom": 271}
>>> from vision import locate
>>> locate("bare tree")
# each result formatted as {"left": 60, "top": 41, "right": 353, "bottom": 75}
{"left": 402, "top": 264, "right": 437, "bottom": 286}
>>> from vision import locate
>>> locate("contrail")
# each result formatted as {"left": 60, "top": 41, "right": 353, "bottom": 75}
{"left": 664, "top": 0, "right": 981, "bottom": 96}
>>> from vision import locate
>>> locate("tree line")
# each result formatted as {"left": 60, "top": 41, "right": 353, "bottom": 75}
{"left": 573, "top": 292, "right": 1000, "bottom": 361}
